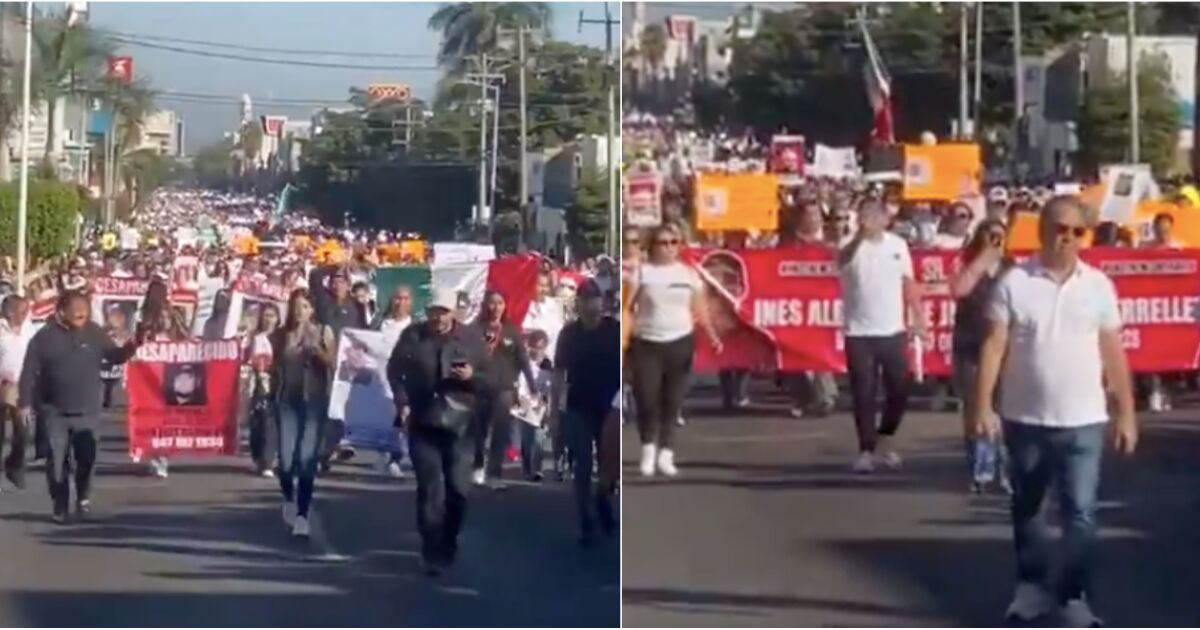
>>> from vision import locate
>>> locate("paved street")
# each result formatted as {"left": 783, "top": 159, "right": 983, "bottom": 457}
{"left": 622, "top": 383, "right": 1200, "bottom": 627}
{"left": 0, "top": 406, "right": 618, "bottom": 628}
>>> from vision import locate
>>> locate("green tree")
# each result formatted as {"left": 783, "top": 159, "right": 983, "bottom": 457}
{"left": 1078, "top": 55, "right": 1182, "bottom": 177}
{"left": 0, "top": 179, "right": 80, "bottom": 262}
{"left": 427, "top": 2, "right": 551, "bottom": 66}
{"left": 30, "top": 15, "right": 114, "bottom": 165}
{"left": 566, "top": 173, "right": 608, "bottom": 257}
{"left": 192, "top": 138, "right": 234, "bottom": 189}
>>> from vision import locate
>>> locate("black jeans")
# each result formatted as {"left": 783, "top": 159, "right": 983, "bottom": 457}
{"left": 248, "top": 396, "right": 278, "bottom": 474}
{"left": 844, "top": 334, "right": 910, "bottom": 453}
{"left": 0, "top": 405, "right": 29, "bottom": 476}
{"left": 409, "top": 425, "right": 474, "bottom": 565}
{"left": 567, "top": 409, "right": 616, "bottom": 535}
{"left": 44, "top": 411, "right": 98, "bottom": 514}
{"left": 719, "top": 370, "right": 750, "bottom": 409}
{"left": 475, "top": 389, "right": 515, "bottom": 478}
{"left": 630, "top": 335, "right": 694, "bottom": 449}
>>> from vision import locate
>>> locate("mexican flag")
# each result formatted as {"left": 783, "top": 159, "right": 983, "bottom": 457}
{"left": 431, "top": 253, "right": 542, "bottom": 325}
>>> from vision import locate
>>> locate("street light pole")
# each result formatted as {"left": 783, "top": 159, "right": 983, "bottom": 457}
{"left": 1128, "top": 1, "right": 1140, "bottom": 163}
{"left": 16, "top": 0, "right": 33, "bottom": 294}
{"left": 517, "top": 26, "right": 528, "bottom": 250}
{"left": 477, "top": 53, "right": 489, "bottom": 227}
{"left": 490, "top": 83, "right": 500, "bottom": 222}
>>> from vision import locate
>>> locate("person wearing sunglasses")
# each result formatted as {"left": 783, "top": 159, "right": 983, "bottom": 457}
{"left": 971, "top": 195, "right": 1136, "bottom": 627}
{"left": 627, "top": 223, "right": 721, "bottom": 478}
{"left": 950, "top": 218, "right": 1013, "bottom": 494}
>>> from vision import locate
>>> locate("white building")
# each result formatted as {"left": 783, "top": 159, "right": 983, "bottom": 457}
{"left": 137, "top": 109, "right": 185, "bottom": 158}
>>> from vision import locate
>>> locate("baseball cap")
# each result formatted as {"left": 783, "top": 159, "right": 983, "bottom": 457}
{"left": 578, "top": 279, "right": 603, "bottom": 300}
{"left": 428, "top": 288, "right": 457, "bottom": 311}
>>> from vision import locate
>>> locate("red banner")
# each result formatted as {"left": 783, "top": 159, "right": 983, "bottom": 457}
{"left": 126, "top": 340, "right": 242, "bottom": 459}
{"left": 107, "top": 56, "right": 132, "bottom": 84}
{"left": 689, "top": 247, "right": 1200, "bottom": 375}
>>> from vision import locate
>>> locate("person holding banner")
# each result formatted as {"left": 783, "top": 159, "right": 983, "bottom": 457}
{"left": 375, "top": 287, "right": 417, "bottom": 479}
{"left": 269, "top": 289, "right": 337, "bottom": 539}
{"left": 0, "top": 295, "right": 35, "bottom": 488}
{"left": 838, "top": 200, "right": 926, "bottom": 474}
{"left": 309, "top": 267, "right": 369, "bottom": 472}
{"left": 136, "top": 279, "right": 192, "bottom": 479}
{"left": 19, "top": 292, "right": 143, "bottom": 523}
{"left": 387, "top": 288, "right": 489, "bottom": 576}
{"left": 627, "top": 224, "right": 723, "bottom": 478}
{"left": 971, "top": 196, "right": 1137, "bottom": 627}
{"left": 784, "top": 199, "right": 839, "bottom": 419}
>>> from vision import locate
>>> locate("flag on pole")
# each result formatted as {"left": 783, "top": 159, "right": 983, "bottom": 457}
{"left": 859, "top": 12, "right": 894, "bottom": 145}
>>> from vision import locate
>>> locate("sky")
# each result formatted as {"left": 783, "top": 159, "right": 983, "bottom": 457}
{"left": 82, "top": 2, "right": 615, "bottom": 153}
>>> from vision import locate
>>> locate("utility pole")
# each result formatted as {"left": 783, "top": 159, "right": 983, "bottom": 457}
{"left": 958, "top": 3, "right": 968, "bottom": 140}
{"left": 490, "top": 83, "right": 500, "bottom": 220}
{"left": 1128, "top": 1, "right": 1139, "bottom": 163}
{"left": 464, "top": 54, "right": 505, "bottom": 232}
{"left": 517, "top": 26, "right": 528, "bottom": 250}
{"left": 1012, "top": 2, "right": 1023, "bottom": 172}
{"left": 973, "top": 2, "right": 983, "bottom": 141}
{"left": 580, "top": 4, "right": 618, "bottom": 257}
{"left": 16, "top": 0, "right": 31, "bottom": 293}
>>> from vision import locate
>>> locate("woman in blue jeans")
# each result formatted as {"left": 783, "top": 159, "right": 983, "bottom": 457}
{"left": 270, "top": 289, "right": 335, "bottom": 538}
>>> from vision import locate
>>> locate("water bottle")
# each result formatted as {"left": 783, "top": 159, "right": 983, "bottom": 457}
{"left": 972, "top": 437, "right": 997, "bottom": 485}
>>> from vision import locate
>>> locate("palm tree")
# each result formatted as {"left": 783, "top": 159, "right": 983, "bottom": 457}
{"left": 31, "top": 14, "right": 114, "bottom": 169}
{"left": 427, "top": 2, "right": 552, "bottom": 66}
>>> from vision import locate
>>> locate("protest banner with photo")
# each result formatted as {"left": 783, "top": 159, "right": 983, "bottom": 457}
{"left": 809, "top": 144, "right": 859, "bottom": 179}
{"left": 327, "top": 329, "right": 402, "bottom": 452}
{"left": 227, "top": 276, "right": 289, "bottom": 338}
{"left": 901, "top": 143, "right": 982, "bottom": 201}
{"left": 687, "top": 247, "right": 1200, "bottom": 376}
{"left": 89, "top": 276, "right": 200, "bottom": 336}
{"left": 693, "top": 172, "right": 780, "bottom": 232}
{"left": 1097, "top": 164, "right": 1157, "bottom": 224}
{"left": 373, "top": 266, "right": 431, "bottom": 324}
{"left": 768, "top": 134, "right": 806, "bottom": 175}
{"left": 624, "top": 171, "right": 663, "bottom": 227}
{"left": 126, "top": 340, "right": 241, "bottom": 459}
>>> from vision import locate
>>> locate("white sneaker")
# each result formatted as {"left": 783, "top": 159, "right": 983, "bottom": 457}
{"left": 676, "top": 415, "right": 686, "bottom": 427}
{"left": 282, "top": 502, "right": 297, "bottom": 528}
{"left": 1005, "top": 583, "right": 1056, "bottom": 623}
{"left": 1060, "top": 598, "right": 1103, "bottom": 628}
{"left": 656, "top": 448, "right": 678, "bottom": 477}
{"left": 639, "top": 444, "right": 657, "bottom": 477}
{"left": 789, "top": 406, "right": 805, "bottom": 419}
{"left": 260, "top": 469, "right": 275, "bottom": 479}
{"left": 150, "top": 458, "right": 169, "bottom": 479}
{"left": 291, "top": 515, "right": 310, "bottom": 538}
{"left": 471, "top": 467, "right": 486, "bottom": 486}
{"left": 1148, "top": 390, "right": 1164, "bottom": 413}
{"left": 852, "top": 452, "right": 875, "bottom": 474}
{"left": 387, "top": 462, "right": 404, "bottom": 478}
{"left": 879, "top": 451, "right": 903, "bottom": 470}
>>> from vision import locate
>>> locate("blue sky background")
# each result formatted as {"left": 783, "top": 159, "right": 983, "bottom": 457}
{"left": 81, "top": 2, "right": 614, "bottom": 152}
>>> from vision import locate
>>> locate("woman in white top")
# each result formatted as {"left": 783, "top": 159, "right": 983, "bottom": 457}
{"left": 626, "top": 223, "right": 722, "bottom": 478}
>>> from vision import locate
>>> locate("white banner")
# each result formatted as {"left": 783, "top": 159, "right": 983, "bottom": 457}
{"left": 809, "top": 144, "right": 859, "bottom": 179}
{"left": 431, "top": 261, "right": 488, "bottom": 323}
{"left": 433, "top": 242, "right": 495, "bottom": 265}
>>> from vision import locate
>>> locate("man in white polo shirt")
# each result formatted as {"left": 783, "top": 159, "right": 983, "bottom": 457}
{"left": 972, "top": 195, "right": 1136, "bottom": 627}
{"left": 838, "top": 200, "right": 926, "bottom": 474}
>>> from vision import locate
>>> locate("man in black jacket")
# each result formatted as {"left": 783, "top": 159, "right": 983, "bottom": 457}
{"left": 19, "top": 292, "right": 142, "bottom": 523}
{"left": 387, "top": 288, "right": 489, "bottom": 576}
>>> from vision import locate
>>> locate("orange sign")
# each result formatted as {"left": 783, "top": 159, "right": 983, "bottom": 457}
{"left": 1130, "top": 201, "right": 1200, "bottom": 247}
{"left": 693, "top": 172, "right": 780, "bottom": 232}
{"left": 902, "top": 144, "right": 982, "bottom": 201}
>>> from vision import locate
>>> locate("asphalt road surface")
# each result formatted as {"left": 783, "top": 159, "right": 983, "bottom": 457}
{"left": 622, "top": 383, "right": 1200, "bottom": 627}
{"left": 0, "top": 402, "right": 618, "bottom": 627}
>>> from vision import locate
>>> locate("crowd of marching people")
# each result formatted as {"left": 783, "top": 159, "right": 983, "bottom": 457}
{"left": 622, "top": 107, "right": 1200, "bottom": 624}
{"left": 0, "top": 187, "right": 621, "bottom": 574}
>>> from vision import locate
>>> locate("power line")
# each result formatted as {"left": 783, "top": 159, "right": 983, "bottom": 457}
{"left": 104, "top": 36, "right": 441, "bottom": 71}
{"left": 94, "top": 28, "right": 437, "bottom": 60}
